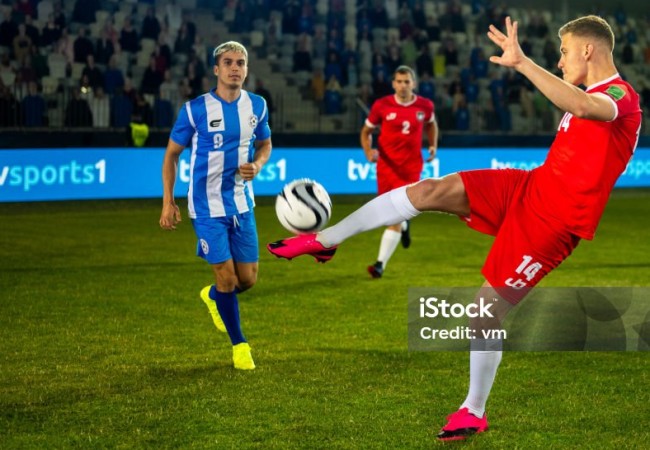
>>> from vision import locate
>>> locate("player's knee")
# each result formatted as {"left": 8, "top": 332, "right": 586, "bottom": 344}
{"left": 215, "top": 270, "right": 238, "bottom": 293}
{"left": 237, "top": 274, "right": 257, "bottom": 292}
{"left": 237, "top": 266, "right": 258, "bottom": 292}
{"left": 407, "top": 178, "right": 444, "bottom": 210}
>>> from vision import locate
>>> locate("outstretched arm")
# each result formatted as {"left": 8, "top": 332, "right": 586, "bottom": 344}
{"left": 487, "top": 17, "right": 615, "bottom": 121}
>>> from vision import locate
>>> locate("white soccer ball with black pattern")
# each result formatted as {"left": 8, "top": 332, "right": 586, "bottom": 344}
{"left": 275, "top": 179, "right": 332, "bottom": 234}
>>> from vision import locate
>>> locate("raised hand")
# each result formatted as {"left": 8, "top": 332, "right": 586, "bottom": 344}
{"left": 487, "top": 16, "right": 525, "bottom": 69}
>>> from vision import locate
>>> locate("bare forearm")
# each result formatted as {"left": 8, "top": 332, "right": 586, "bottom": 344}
{"left": 516, "top": 57, "right": 600, "bottom": 118}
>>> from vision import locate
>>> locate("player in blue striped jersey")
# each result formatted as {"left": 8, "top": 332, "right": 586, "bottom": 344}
{"left": 160, "top": 41, "right": 272, "bottom": 370}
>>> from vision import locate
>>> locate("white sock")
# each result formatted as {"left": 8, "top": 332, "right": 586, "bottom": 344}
{"left": 460, "top": 350, "right": 503, "bottom": 418}
{"left": 377, "top": 229, "right": 401, "bottom": 267}
{"left": 319, "top": 186, "right": 419, "bottom": 247}
{"left": 401, "top": 220, "right": 408, "bottom": 231}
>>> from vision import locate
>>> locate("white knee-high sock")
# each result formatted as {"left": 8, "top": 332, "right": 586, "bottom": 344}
{"left": 377, "top": 229, "right": 401, "bottom": 267}
{"left": 319, "top": 186, "right": 419, "bottom": 247}
{"left": 460, "top": 350, "right": 503, "bottom": 418}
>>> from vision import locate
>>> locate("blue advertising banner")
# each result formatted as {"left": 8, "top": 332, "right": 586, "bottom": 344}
{"left": 1, "top": 147, "right": 649, "bottom": 202}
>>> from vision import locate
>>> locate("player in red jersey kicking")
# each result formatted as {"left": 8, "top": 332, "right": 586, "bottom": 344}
{"left": 268, "top": 15, "right": 641, "bottom": 440}
{"left": 360, "top": 65, "right": 438, "bottom": 278}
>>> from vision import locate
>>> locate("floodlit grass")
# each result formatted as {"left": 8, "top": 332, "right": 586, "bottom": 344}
{"left": 1, "top": 190, "right": 649, "bottom": 448}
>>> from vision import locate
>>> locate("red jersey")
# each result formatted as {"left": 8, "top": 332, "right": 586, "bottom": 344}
{"left": 366, "top": 94, "right": 435, "bottom": 178}
{"left": 530, "top": 75, "right": 642, "bottom": 240}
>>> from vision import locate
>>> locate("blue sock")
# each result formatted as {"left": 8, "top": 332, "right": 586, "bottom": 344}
{"left": 209, "top": 285, "right": 246, "bottom": 345}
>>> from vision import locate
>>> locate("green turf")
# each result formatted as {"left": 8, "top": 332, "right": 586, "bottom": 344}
{"left": 1, "top": 190, "right": 649, "bottom": 448}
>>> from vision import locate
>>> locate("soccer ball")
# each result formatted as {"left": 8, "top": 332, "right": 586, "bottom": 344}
{"left": 275, "top": 179, "right": 332, "bottom": 234}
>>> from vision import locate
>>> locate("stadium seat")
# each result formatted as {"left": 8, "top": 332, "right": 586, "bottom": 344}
{"left": 95, "top": 10, "right": 109, "bottom": 25}
{"left": 41, "top": 76, "right": 60, "bottom": 95}
{"left": 250, "top": 31, "right": 264, "bottom": 48}
{"left": 140, "top": 38, "right": 156, "bottom": 54}
{"left": 71, "top": 62, "right": 85, "bottom": 80}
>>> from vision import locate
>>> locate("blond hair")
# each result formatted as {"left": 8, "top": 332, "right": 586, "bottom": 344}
{"left": 212, "top": 41, "right": 248, "bottom": 65}
{"left": 558, "top": 15, "right": 615, "bottom": 51}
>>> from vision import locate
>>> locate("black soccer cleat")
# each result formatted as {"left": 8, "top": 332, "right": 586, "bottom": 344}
{"left": 367, "top": 261, "right": 384, "bottom": 278}
{"left": 401, "top": 220, "right": 411, "bottom": 249}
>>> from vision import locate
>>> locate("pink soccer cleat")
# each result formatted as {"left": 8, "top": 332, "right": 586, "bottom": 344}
{"left": 437, "top": 408, "right": 489, "bottom": 441}
{"left": 267, "top": 233, "right": 337, "bottom": 263}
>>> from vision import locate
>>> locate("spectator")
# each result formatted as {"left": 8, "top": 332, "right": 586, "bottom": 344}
{"left": 426, "top": 15, "right": 441, "bottom": 42}
{"left": 310, "top": 68, "right": 325, "bottom": 101}
{"left": 325, "top": 51, "right": 343, "bottom": 85}
{"left": 0, "top": 52, "right": 16, "bottom": 88}
{"left": 82, "top": 54, "right": 103, "bottom": 90}
{"left": 412, "top": 1, "right": 427, "bottom": 29}
{"left": 104, "top": 54, "right": 125, "bottom": 95}
{"left": 293, "top": 36, "right": 313, "bottom": 72}
{"left": 369, "top": 2, "right": 389, "bottom": 29}
{"left": 110, "top": 86, "right": 133, "bottom": 127}
{"left": 22, "top": 81, "right": 45, "bottom": 126}
{"left": 323, "top": 75, "right": 342, "bottom": 114}
{"left": 64, "top": 87, "right": 93, "bottom": 127}
{"left": 385, "top": 44, "right": 402, "bottom": 75}
{"left": 157, "top": 32, "right": 173, "bottom": 66}
{"left": 181, "top": 11, "right": 197, "bottom": 43}
{"left": 159, "top": 69, "right": 178, "bottom": 104}
{"left": 55, "top": 27, "right": 74, "bottom": 65}
{"left": 29, "top": 45, "right": 48, "bottom": 79}
{"left": 72, "top": 0, "right": 100, "bottom": 25}
{"left": 418, "top": 71, "right": 436, "bottom": 102}
{"left": 400, "top": 35, "right": 418, "bottom": 67}
{"left": 95, "top": 29, "right": 115, "bottom": 65}
{"left": 141, "top": 56, "right": 163, "bottom": 95}
{"left": 23, "top": 15, "right": 40, "bottom": 47}
{"left": 52, "top": 2, "right": 66, "bottom": 30}
{"left": 0, "top": 11, "right": 18, "bottom": 49}
{"left": 141, "top": 6, "right": 161, "bottom": 41}
{"left": 89, "top": 86, "right": 109, "bottom": 127}
{"left": 254, "top": 79, "right": 274, "bottom": 127}
{"left": 526, "top": 13, "right": 549, "bottom": 39}
{"left": 165, "top": 0, "right": 182, "bottom": 34}
{"left": 0, "top": 82, "right": 21, "bottom": 126}
{"left": 372, "top": 69, "right": 393, "bottom": 101}
{"left": 40, "top": 14, "right": 61, "bottom": 48}
{"left": 13, "top": 24, "right": 32, "bottom": 63}
{"left": 174, "top": 22, "right": 193, "bottom": 55}
{"left": 454, "top": 95, "right": 470, "bottom": 130}
{"left": 415, "top": 44, "right": 433, "bottom": 78}
{"left": 119, "top": 17, "right": 139, "bottom": 54}
{"left": 443, "top": 38, "right": 459, "bottom": 67}
{"left": 73, "top": 27, "right": 94, "bottom": 64}
{"left": 15, "top": 0, "right": 35, "bottom": 19}
{"left": 622, "top": 40, "right": 634, "bottom": 64}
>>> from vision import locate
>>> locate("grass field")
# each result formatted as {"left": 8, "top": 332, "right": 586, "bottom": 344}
{"left": 1, "top": 190, "right": 649, "bottom": 449}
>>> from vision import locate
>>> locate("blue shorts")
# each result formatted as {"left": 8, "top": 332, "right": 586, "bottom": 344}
{"left": 191, "top": 211, "right": 259, "bottom": 264}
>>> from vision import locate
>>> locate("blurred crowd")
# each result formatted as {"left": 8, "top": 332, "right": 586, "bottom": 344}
{"left": 0, "top": 0, "right": 648, "bottom": 133}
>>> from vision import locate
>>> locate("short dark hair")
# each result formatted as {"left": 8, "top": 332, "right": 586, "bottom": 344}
{"left": 558, "top": 15, "right": 615, "bottom": 51}
{"left": 393, "top": 65, "right": 416, "bottom": 81}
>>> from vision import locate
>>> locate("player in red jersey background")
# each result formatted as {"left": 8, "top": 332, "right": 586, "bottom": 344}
{"left": 360, "top": 65, "right": 438, "bottom": 278}
{"left": 268, "top": 14, "right": 641, "bottom": 441}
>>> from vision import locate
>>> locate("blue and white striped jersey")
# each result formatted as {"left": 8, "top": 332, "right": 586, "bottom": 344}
{"left": 170, "top": 89, "right": 271, "bottom": 218}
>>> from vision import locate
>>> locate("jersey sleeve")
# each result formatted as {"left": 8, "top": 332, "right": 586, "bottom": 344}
{"left": 600, "top": 83, "right": 637, "bottom": 118}
{"left": 366, "top": 100, "right": 382, "bottom": 128}
{"left": 255, "top": 97, "right": 271, "bottom": 140}
{"left": 170, "top": 103, "right": 195, "bottom": 147}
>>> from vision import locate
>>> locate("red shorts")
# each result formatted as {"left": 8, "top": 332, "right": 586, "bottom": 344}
{"left": 377, "top": 165, "right": 421, "bottom": 195}
{"left": 459, "top": 169, "right": 581, "bottom": 305}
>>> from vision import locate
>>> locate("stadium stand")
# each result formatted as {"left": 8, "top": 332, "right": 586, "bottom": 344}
{"left": 0, "top": 0, "right": 647, "bottom": 135}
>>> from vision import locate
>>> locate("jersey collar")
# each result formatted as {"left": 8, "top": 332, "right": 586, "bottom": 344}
{"left": 585, "top": 73, "right": 620, "bottom": 92}
{"left": 393, "top": 94, "right": 417, "bottom": 106}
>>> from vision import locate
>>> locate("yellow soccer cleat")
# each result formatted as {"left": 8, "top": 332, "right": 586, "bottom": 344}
{"left": 200, "top": 285, "right": 227, "bottom": 333}
{"left": 233, "top": 342, "right": 255, "bottom": 370}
